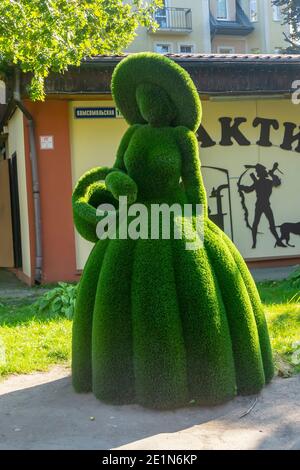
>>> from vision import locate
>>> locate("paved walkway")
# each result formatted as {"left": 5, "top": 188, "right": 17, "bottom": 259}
{"left": 0, "top": 367, "right": 299, "bottom": 450}
{"left": 250, "top": 265, "right": 299, "bottom": 282}
{"left": 1, "top": 267, "right": 299, "bottom": 449}
{"left": 1, "top": 263, "right": 298, "bottom": 300}
{"left": 0, "top": 269, "right": 48, "bottom": 303}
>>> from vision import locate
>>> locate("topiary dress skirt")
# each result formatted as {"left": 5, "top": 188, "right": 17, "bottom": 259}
{"left": 72, "top": 124, "right": 273, "bottom": 408}
{"left": 72, "top": 192, "right": 274, "bottom": 409}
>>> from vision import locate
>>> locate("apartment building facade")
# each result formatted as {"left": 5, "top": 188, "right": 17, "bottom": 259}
{"left": 126, "top": 0, "right": 289, "bottom": 55}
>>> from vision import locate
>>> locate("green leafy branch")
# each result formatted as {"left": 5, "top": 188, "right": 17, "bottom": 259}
{"left": 35, "top": 282, "right": 78, "bottom": 319}
{"left": 0, "top": 0, "right": 162, "bottom": 100}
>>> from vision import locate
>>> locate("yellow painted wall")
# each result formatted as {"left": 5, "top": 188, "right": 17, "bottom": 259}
{"left": 212, "top": 36, "right": 247, "bottom": 53}
{"left": 7, "top": 109, "right": 31, "bottom": 278}
{"left": 126, "top": 0, "right": 211, "bottom": 54}
{"left": 126, "top": 0, "right": 289, "bottom": 55}
{"left": 69, "top": 98, "right": 300, "bottom": 268}
{"left": 239, "top": 0, "right": 289, "bottom": 53}
{"left": 201, "top": 99, "right": 300, "bottom": 260}
{"left": 266, "top": 0, "right": 289, "bottom": 53}
{"left": 69, "top": 101, "right": 128, "bottom": 269}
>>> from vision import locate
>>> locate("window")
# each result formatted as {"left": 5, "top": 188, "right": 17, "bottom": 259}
{"left": 179, "top": 44, "right": 194, "bottom": 53}
{"left": 155, "top": 0, "right": 168, "bottom": 28}
{"left": 155, "top": 43, "right": 171, "bottom": 54}
{"left": 273, "top": 4, "right": 282, "bottom": 21}
{"left": 249, "top": 0, "right": 258, "bottom": 22}
{"left": 217, "top": 46, "right": 235, "bottom": 54}
{"left": 216, "top": 0, "right": 228, "bottom": 20}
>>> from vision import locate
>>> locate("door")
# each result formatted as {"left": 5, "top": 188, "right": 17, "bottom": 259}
{"left": 9, "top": 153, "right": 22, "bottom": 268}
{"left": 0, "top": 159, "right": 14, "bottom": 267}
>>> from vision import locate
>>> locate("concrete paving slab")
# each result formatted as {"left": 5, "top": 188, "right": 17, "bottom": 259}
{"left": 250, "top": 265, "right": 299, "bottom": 282}
{"left": 1, "top": 266, "right": 298, "bottom": 302}
{"left": 0, "top": 269, "right": 48, "bottom": 302}
{"left": 0, "top": 367, "right": 299, "bottom": 450}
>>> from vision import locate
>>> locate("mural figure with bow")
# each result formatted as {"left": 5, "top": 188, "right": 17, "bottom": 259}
{"left": 238, "top": 162, "right": 286, "bottom": 249}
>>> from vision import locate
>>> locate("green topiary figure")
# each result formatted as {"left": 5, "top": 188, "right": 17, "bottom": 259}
{"left": 72, "top": 53, "right": 274, "bottom": 409}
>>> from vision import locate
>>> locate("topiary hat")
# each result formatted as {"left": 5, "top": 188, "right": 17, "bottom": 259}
{"left": 111, "top": 52, "right": 202, "bottom": 132}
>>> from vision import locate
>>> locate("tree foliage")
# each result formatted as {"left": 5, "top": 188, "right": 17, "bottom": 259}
{"left": 272, "top": 0, "right": 300, "bottom": 53}
{"left": 0, "top": 0, "right": 162, "bottom": 100}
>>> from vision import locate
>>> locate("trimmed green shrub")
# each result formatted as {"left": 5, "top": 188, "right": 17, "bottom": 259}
{"left": 72, "top": 53, "right": 274, "bottom": 409}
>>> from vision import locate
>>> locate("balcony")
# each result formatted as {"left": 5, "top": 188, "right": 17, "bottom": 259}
{"left": 210, "top": 2, "right": 254, "bottom": 36}
{"left": 149, "top": 7, "right": 192, "bottom": 35}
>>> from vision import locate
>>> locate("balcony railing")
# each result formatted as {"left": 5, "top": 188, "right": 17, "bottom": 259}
{"left": 153, "top": 7, "right": 192, "bottom": 33}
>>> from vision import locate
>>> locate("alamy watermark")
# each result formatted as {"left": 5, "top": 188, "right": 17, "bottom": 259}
{"left": 291, "top": 80, "right": 300, "bottom": 104}
{"left": 95, "top": 196, "right": 204, "bottom": 251}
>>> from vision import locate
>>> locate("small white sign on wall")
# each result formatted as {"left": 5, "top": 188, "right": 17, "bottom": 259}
{"left": 40, "top": 135, "right": 54, "bottom": 150}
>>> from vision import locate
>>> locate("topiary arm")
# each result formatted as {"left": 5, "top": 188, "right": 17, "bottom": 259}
{"left": 106, "top": 171, "right": 137, "bottom": 205}
{"left": 72, "top": 166, "right": 117, "bottom": 242}
{"left": 175, "top": 126, "right": 207, "bottom": 213}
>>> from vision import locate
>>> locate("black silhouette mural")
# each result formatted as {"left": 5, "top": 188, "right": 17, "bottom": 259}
{"left": 277, "top": 223, "right": 300, "bottom": 247}
{"left": 197, "top": 115, "right": 300, "bottom": 255}
{"left": 203, "top": 166, "right": 234, "bottom": 241}
{"left": 238, "top": 162, "right": 286, "bottom": 249}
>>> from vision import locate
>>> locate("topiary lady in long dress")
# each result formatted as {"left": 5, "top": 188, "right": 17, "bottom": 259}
{"left": 72, "top": 53, "right": 274, "bottom": 409}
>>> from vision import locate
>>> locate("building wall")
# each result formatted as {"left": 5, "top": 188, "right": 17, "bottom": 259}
{"left": 126, "top": 0, "right": 211, "bottom": 54}
{"left": 265, "top": 0, "right": 289, "bottom": 53}
{"left": 126, "top": 0, "right": 289, "bottom": 55}
{"left": 7, "top": 94, "right": 298, "bottom": 282}
{"left": 200, "top": 99, "right": 300, "bottom": 260}
{"left": 68, "top": 97, "right": 300, "bottom": 269}
{"left": 212, "top": 36, "right": 247, "bottom": 53}
{"left": 69, "top": 100, "right": 128, "bottom": 269}
{"left": 239, "top": 0, "right": 289, "bottom": 53}
{"left": 239, "top": 0, "right": 264, "bottom": 53}
{"left": 23, "top": 100, "right": 77, "bottom": 283}
{"left": 7, "top": 109, "right": 31, "bottom": 279}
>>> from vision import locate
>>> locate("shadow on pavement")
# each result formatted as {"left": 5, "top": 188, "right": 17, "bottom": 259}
{"left": 0, "top": 370, "right": 299, "bottom": 450}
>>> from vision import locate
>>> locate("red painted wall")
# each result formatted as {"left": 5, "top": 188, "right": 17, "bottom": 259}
{"left": 24, "top": 100, "right": 77, "bottom": 283}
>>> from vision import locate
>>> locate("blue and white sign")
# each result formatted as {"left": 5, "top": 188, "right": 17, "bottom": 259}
{"left": 75, "top": 107, "right": 123, "bottom": 119}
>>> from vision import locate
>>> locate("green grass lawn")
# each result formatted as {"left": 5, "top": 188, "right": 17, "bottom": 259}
{"left": 258, "top": 279, "right": 300, "bottom": 376}
{"left": 0, "top": 278, "right": 299, "bottom": 379}
{"left": 0, "top": 302, "right": 72, "bottom": 377}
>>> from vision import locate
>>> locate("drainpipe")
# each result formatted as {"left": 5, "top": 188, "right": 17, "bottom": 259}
{"left": 13, "top": 67, "right": 42, "bottom": 283}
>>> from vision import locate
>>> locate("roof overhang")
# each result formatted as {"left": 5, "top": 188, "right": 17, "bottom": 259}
{"left": 37, "top": 53, "right": 300, "bottom": 99}
{"left": 1, "top": 53, "right": 300, "bottom": 127}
